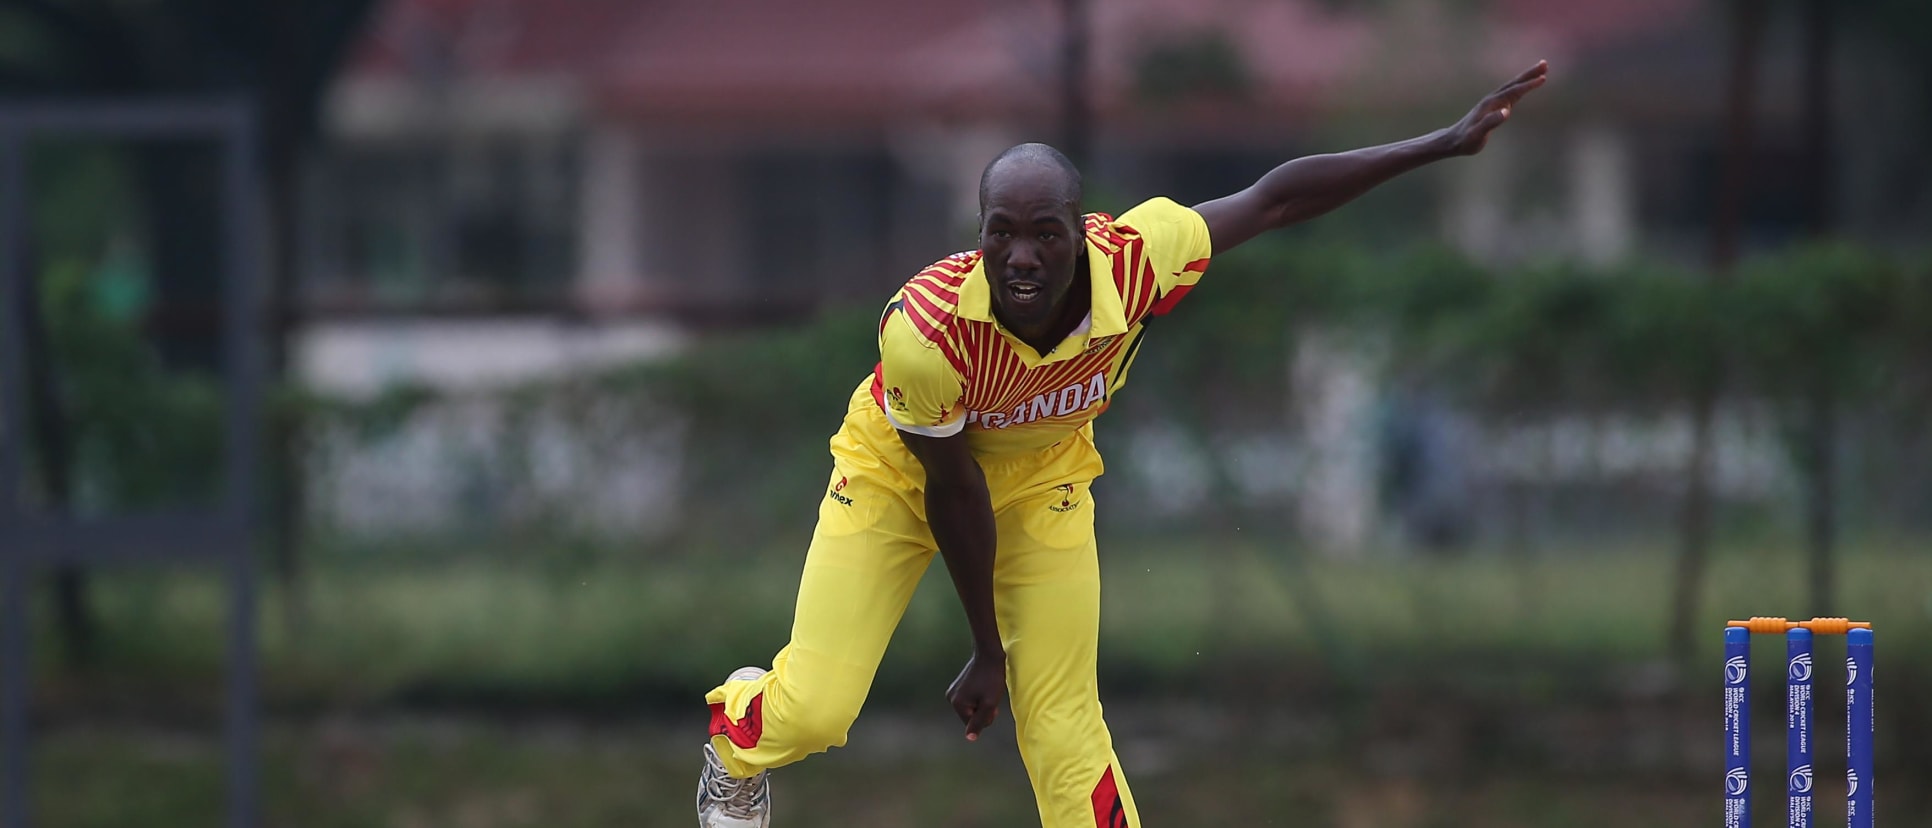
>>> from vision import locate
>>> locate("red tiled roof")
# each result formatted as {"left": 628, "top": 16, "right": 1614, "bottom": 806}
{"left": 895, "top": 0, "right": 1375, "bottom": 119}
{"left": 345, "top": 0, "right": 1699, "bottom": 125}
{"left": 598, "top": 0, "right": 984, "bottom": 119}
{"left": 350, "top": 0, "right": 641, "bottom": 79}
{"left": 1494, "top": 0, "right": 1701, "bottom": 52}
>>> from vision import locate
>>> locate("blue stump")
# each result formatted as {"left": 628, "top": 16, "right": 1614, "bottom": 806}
{"left": 1847, "top": 628, "right": 1874, "bottom": 828}
{"left": 1787, "top": 628, "right": 1813, "bottom": 828}
{"left": 1726, "top": 626, "right": 1752, "bottom": 828}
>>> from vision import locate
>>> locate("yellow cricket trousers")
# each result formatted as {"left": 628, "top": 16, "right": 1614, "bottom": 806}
{"left": 706, "top": 391, "right": 1140, "bottom": 828}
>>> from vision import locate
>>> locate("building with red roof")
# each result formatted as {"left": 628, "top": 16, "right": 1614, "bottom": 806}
{"left": 301, "top": 1, "right": 1607, "bottom": 320}
{"left": 290, "top": 0, "right": 1928, "bottom": 545}
{"left": 299, "top": 0, "right": 1919, "bottom": 360}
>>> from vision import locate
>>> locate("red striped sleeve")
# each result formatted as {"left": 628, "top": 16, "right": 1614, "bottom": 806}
{"left": 1126, "top": 238, "right": 1151, "bottom": 318}
{"left": 907, "top": 277, "right": 960, "bottom": 303}
{"left": 925, "top": 255, "right": 977, "bottom": 280}
{"left": 1149, "top": 284, "right": 1193, "bottom": 317}
{"left": 1133, "top": 271, "right": 1156, "bottom": 320}
{"left": 932, "top": 333, "right": 968, "bottom": 377}
{"left": 929, "top": 257, "right": 972, "bottom": 274}
{"left": 904, "top": 286, "right": 958, "bottom": 315}
{"left": 895, "top": 291, "right": 970, "bottom": 376}
{"left": 1146, "top": 256, "right": 1208, "bottom": 317}
{"left": 915, "top": 271, "right": 967, "bottom": 292}
{"left": 901, "top": 288, "right": 950, "bottom": 334}
{"left": 1087, "top": 214, "right": 1124, "bottom": 247}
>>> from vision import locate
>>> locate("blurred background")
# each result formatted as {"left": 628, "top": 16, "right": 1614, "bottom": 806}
{"left": 2, "top": 0, "right": 1930, "bottom": 825}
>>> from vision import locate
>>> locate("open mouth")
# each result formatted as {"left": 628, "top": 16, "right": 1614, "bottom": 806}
{"left": 1006, "top": 282, "right": 1043, "bottom": 303}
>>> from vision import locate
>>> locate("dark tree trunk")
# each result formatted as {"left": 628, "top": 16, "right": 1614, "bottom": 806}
{"left": 138, "top": 142, "right": 225, "bottom": 373}
{"left": 1800, "top": 0, "right": 1833, "bottom": 235}
{"left": 18, "top": 239, "right": 93, "bottom": 665}
{"left": 1060, "top": 0, "right": 1091, "bottom": 171}
{"left": 1708, "top": 0, "right": 1766, "bottom": 273}
{"left": 1799, "top": 0, "right": 1837, "bottom": 619}
{"left": 263, "top": 123, "right": 308, "bottom": 636}
{"left": 257, "top": 0, "right": 302, "bottom": 634}
{"left": 1802, "top": 381, "right": 1837, "bottom": 616}
{"left": 256, "top": 0, "right": 381, "bottom": 637}
{"left": 1668, "top": 389, "right": 1718, "bottom": 663}
{"left": 1669, "top": 0, "right": 1765, "bottom": 663}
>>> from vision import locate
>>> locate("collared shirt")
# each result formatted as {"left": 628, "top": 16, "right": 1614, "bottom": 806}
{"left": 871, "top": 197, "right": 1213, "bottom": 455}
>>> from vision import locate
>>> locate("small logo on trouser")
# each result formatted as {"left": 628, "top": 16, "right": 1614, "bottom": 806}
{"left": 1049, "top": 483, "right": 1080, "bottom": 512}
{"left": 828, "top": 476, "right": 854, "bottom": 506}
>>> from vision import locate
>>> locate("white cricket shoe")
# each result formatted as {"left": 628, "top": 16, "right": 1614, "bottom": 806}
{"left": 697, "top": 667, "right": 771, "bottom": 828}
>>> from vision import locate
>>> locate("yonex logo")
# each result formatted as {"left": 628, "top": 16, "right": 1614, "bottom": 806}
{"left": 1846, "top": 769, "right": 1858, "bottom": 797}
{"left": 1790, "top": 764, "right": 1813, "bottom": 793}
{"left": 1725, "top": 656, "right": 1748, "bottom": 685}
{"left": 1726, "top": 768, "right": 1749, "bottom": 796}
{"left": 1845, "top": 657, "right": 1857, "bottom": 686}
{"left": 1789, "top": 653, "right": 1812, "bottom": 682}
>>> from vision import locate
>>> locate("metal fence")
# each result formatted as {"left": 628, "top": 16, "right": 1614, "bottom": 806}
{"left": 0, "top": 101, "right": 264, "bottom": 828}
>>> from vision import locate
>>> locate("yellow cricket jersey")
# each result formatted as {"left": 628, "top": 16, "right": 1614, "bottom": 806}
{"left": 865, "top": 197, "right": 1213, "bottom": 456}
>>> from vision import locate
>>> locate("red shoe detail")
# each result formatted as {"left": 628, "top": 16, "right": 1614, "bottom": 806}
{"left": 708, "top": 693, "right": 765, "bottom": 749}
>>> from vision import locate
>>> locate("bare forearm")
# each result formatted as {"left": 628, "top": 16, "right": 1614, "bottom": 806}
{"left": 1251, "top": 129, "right": 1457, "bottom": 228}
{"left": 926, "top": 475, "right": 1003, "bottom": 656}
{"left": 1197, "top": 62, "right": 1547, "bottom": 254}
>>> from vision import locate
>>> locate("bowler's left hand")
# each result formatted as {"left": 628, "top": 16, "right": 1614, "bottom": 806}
{"left": 1446, "top": 61, "right": 1549, "bottom": 156}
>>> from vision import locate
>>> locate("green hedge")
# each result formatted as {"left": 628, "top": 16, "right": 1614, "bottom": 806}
{"left": 12, "top": 240, "right": 1931, "bottom": 547}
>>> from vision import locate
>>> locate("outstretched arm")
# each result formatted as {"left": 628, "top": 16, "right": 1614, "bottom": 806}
{"left": 1194, "top": 60, "right": 1549, "bottom": 253}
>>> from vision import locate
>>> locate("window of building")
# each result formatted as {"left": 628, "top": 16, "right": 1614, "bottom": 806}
{"left": 305, "top": 136, "right": 579, "bottom": 311}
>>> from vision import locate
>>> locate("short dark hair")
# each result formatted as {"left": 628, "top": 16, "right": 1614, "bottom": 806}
{"left": 977, "top": 143, "right": 1083, "bottom": 214}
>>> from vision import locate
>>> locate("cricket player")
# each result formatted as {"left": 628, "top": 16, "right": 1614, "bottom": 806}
{"left": 698, "top": 61, "right": 1549, "bottom": 828}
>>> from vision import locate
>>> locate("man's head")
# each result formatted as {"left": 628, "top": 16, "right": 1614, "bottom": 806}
{"left": 977, "top": 143, "right": 1084, "bottom": 336}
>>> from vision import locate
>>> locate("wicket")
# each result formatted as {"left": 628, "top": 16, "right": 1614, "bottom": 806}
{"left": 1723, "top": 617, "right": 1875, "bottom": 828}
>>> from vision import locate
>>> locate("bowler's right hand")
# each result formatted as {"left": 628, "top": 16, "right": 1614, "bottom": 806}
{"left": 947, "top": 649, "right": 1007, "bottom": 741}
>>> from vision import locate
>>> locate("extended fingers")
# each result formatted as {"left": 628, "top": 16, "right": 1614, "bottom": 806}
{"left": 1494, "top": 75, "right": 1547, "bottom": 107}
{"left": 1491, "top": 62, "right": 1549, "bottom": 98}
{"left": 1474, "top": 81, "right": 1540, "bottom": 124}
{"left": 1506, "top": 60, "right": 1549, "bottom": 86}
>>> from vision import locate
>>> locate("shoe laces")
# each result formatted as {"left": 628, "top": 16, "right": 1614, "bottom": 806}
{"left": 703, "top": 750, "right": 767, "bottom": 820}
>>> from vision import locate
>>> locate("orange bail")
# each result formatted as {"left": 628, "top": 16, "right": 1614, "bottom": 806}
{"left": 1725, "top": 616, "right": 1872, "bottom": 635}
